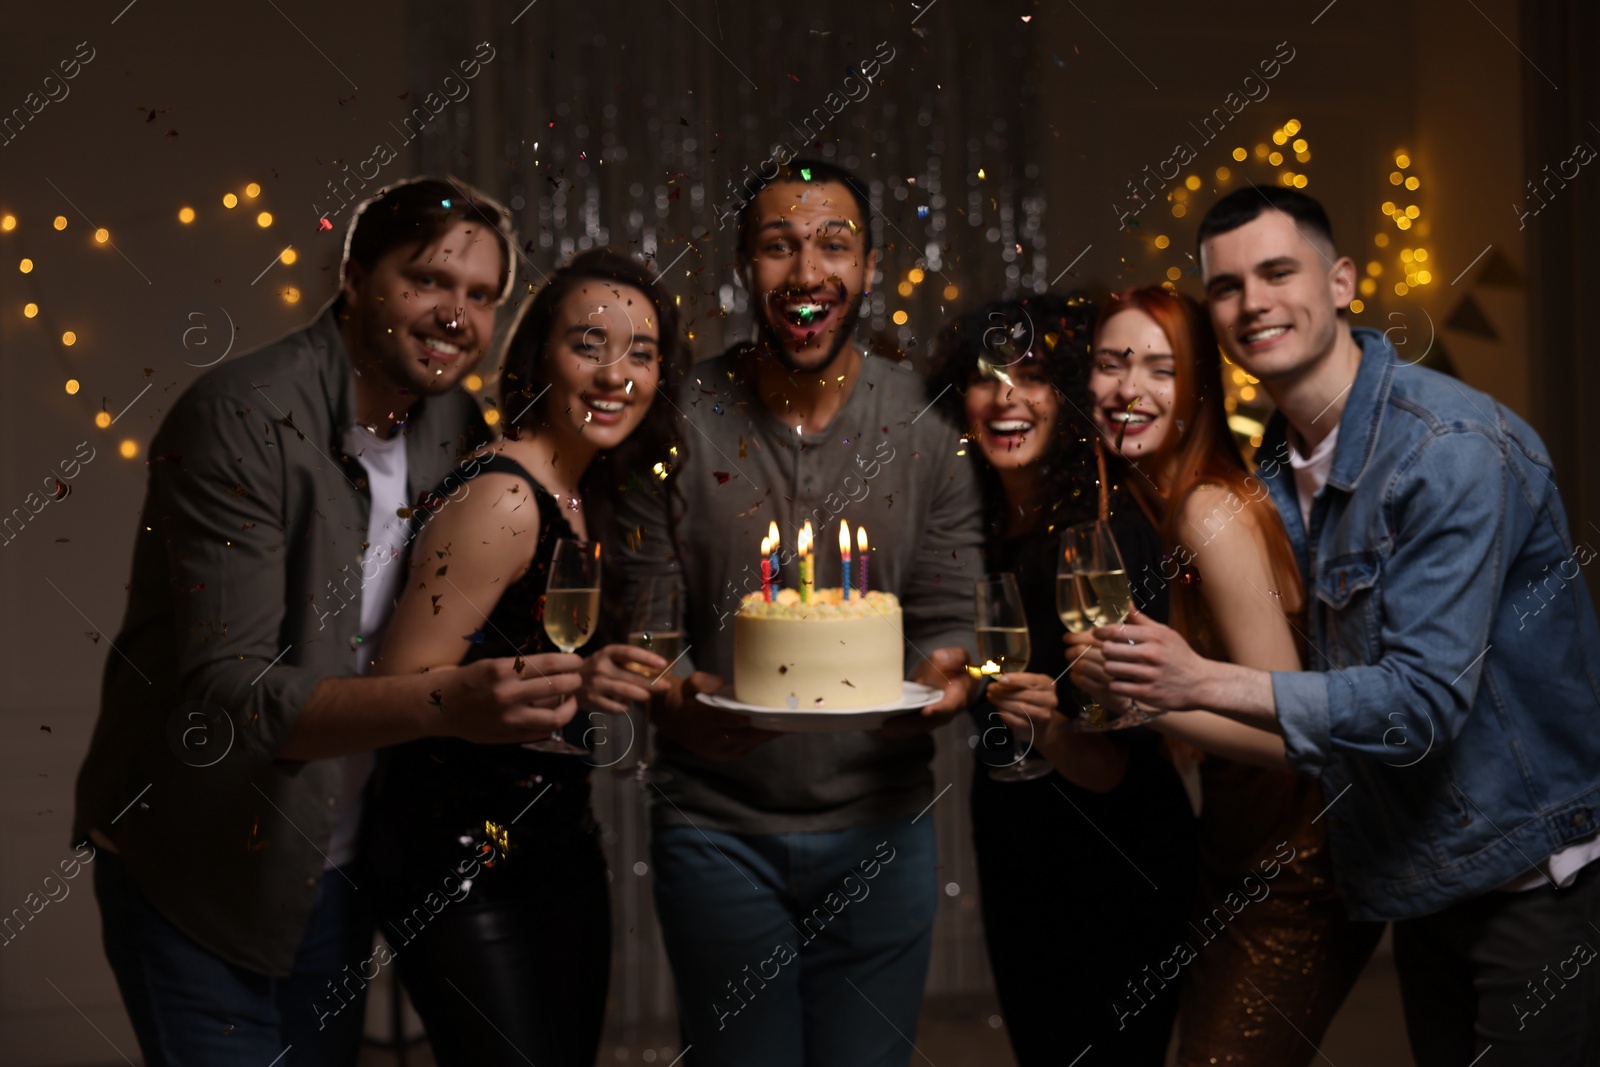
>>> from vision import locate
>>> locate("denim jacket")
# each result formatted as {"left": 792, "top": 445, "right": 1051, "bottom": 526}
{"left": 1260, "top": 328, "right": 1600, "bottom": 922}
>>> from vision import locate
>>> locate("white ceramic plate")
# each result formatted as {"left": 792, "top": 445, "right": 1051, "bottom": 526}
{"left": 699, "top": 681, "right": 944, "bottom": 733}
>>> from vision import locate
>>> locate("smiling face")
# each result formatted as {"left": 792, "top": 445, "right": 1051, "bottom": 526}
{"left": 743, "top": 178, "right": 878, "bottom": 373}
{"left": 1200, "top": 209, "right": 1356, "bottom": 387}
{"left": 1089, "top": 308, "right": 1177, "bottom": 462}
{"left": 341, "top": 219, "right": 504, "bottom": 403}
{"left": 962, "top": 355, "right": 1060, "bottom": 474}
{"left": 533, "top": 280, "right": 662, "bottom": 452}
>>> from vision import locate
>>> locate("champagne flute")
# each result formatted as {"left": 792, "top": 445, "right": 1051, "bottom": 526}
{"left": 625, "top": 576, "right": 682, "bottom": 785}
{"left": 1064, "top": 520, "right": 1156, "bottom": 731}
{"left": 528, "top": 538, "right": 601, "bottom": 755}
{"left": 975, "top": 573, "right": 1054, "bottom": 783}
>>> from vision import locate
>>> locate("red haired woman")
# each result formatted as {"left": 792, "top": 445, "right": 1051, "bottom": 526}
{"left": 1070, "top": 286, "right": 1382, "bottom": 1066}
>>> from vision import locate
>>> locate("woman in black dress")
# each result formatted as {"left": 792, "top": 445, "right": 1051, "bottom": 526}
{"left": 364, "top": 249, "right": 690, "bottom": 1066}
{"left": 929, "top": 294, "right": 1197, "bottom": 1066}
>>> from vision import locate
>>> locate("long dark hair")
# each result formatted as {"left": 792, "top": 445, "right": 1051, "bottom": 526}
{"left": 497, "top": 248, "right": 690, "bottom": 638}
{"left": 929, "top": 292, "right": 1109, "bottom": 544}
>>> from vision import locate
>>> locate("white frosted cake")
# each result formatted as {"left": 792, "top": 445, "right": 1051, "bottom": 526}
{"left": 733, "top": 588, "right": 904, "bottom": 709}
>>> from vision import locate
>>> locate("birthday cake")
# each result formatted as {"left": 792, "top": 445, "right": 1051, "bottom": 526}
{"left": 733, "top": 588, "right": 904, "bottom": 709}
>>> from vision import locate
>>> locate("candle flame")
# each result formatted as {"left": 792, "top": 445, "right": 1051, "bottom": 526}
{"left": 767, "top": 520, "right": 780, "bottom": 547}
{"left": 838, "top": 519, "right": 851, "bottom": 556}
{"left": 761, "top": 535, "right": 771, "bottom": 554}
{"left": 798, "top": 522, "right": 812, "bottom": 554}
{"left": 857, "top": 526, "right": 868, "bottom": 551}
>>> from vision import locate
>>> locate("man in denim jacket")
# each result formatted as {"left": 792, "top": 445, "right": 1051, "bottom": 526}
{"left": 1095, "top": 186, "right": 1600, "bottom": 1065}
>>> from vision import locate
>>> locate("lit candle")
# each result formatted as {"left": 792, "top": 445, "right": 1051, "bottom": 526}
{"left": 857, "top": 525, "right": 869, "bottom": 594}
{"left": 839, "top": 519, "right": 852, "bottom": 601}
{"left": 760, "top": 535, "right": 773, "bottom": 601}
{"left": 798, "top": 521, "right": 814, "bottom": 604}
{"left": 767, "top": 520, "right": 781, "bottom": 595}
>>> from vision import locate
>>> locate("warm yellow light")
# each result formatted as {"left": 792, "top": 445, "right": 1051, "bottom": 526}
{"left": 1285, "top": 119, "right": 1302, "bottom": 135}
{"left": 1232, "top": 147, "right": 1247, "bottom": 161}
{"left": 1405, "top": 176, "right": 1420, "bottom": 191}
{"left": 245, "top": 182, "right": 261, "bottom": 198}
{"left": 94, "top": 227, "right": 109, "bottom": 244}
{"left": 839, "top": 519, "right": 851, "bottom": 555}
{"left": 977, "top": 168, "right": 986, "bottom": 180}
{"left": 1172, "top": 187, "right": 1189, "bottom": 202}
{"left": 908, "top": 267, "right": 925, "bottom": 284}
{"left": 65, "top": 379, "right": 80, "bottom": 395}
{"left": 19, "top": 258, "right": 33, "bottom": 273}
{"left": 53, "top": 215, "right": 68, "bottom": 231}
{"left": 1414, "top": 249, "right": 1428, "bottom": 262}
{"left": 1272, "top": 130, "right": 1288, "bottom": 146}
{"left": 483, "top": 408, "right": 500, "bottom": 425}
{"left": 223, "top": 193, "right": 238, "bottom": 208}
{"left": 892, "top": 310, "right": 909, "bottom": 325}
{"left": 1395, "top": 282, "right": 1409, "bottom": 295}
{"left": 1349, "top": 299, "right": 1365, "bottom": 314}
{"left": 1359, "top": 278, "right": 1377, "bottom": 296}
{"left": 1367, "top": 260, "right": 1383, "bottom": 276}
{"left": 1269, "top": 151, "right": 1284, "bottom": 166}
{"left": 61, "top": 330, "right": 78, "bottom": 346}
{"left": 1, "top": 215, "right": 15, "bottom": 231}
{"left": 1154, "top": 235, "right": 1171, "bottom": 249}
{"left": 1396, "top": 153, "right": 1411, "bottom": 169}
{"left": 119, "top": 439, "right": 139, "bottom": 459}
{"left": 1401, "top": 249, "right": 1414, "bottom": 262}
{"left": 1293, "top": 175, "right": 1309, "bottom": 189}
{"left": 1240, "top": 385, "right": 1257, "bottom": 401}
{"left": 1292, "top": 139, "right": 1309, "bottom": 153}
{"left": 1295, "top": 151, "right": 1311, "bottom": 163}
{"left": 1172, "top": 203, "right": 1187, "bottom": 218}
{"left": 1375, "top": 233, "right": 1390, "bottom": 247}
{"left": 256, "top": 212, "right": 273, "bottom": 228}
{"left": 1217, "top": 167, "right": 1232, "bottom": 182}
{"left": 1390, "top": 171, "right": 1404, "bottom": 185}
{"left": 943, "top": 284, "right": 959, "bottom": 300}
{"left": 280, "top": 248, "right": 297, "bottom": 265}
{"left": 1404, "top": 205, "right": 1420, "bottom": 219}
{"left": 1185, "top": 175, "right": 1201, "bottom": 191}
{"left": 282, "top": 286, "right": 301, "bottom": 304}
{"left": 1381, "top": 201, "right": 1396, "bottom": 216}
{"left": 897, "top": 281, "right": 914, "bottom": 297}
{"left": 1417, "top": 270, "right": 1432, "bottom": 285}
{"left": 1255, "top": 144, "right": 1269, "bottom": 159}
{"left": 94, "top": 411, "right": 112, "bottom": 429}
{"left": 1231, "top": 368, "right": 1247, "bottom": 384}
{"left": 1395, "top": 216, "right": 1412, "bottom": 230}
{"left": 178, "top": 206, "right": 196, "bottom": 224}
{"left": 1280, "top": 171, "right": 1296, "bottom": 187}
{"left": 1166, "top": 266, "right": 1182, "bottom": 281}
{"left": 465, "top": 373, "right": 483, "bottom": 391}
{"left": 23, "top": 302, "right": 38, "bottom": 317}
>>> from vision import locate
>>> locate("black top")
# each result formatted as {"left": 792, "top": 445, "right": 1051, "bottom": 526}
{"left": 366, "top": 453, "right": 598, "bottom": 902}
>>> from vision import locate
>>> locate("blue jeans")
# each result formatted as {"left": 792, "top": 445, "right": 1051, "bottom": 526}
{"left": 94, "top": 849, "right": 375, "bottom": 1067}
{"left": 651, "top": 816, "right": 937, "bottom": 1067}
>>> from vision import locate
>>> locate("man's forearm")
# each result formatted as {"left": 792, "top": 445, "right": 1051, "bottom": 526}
{"left": 1196, "top": 660, "right": 1282, "bottom": 733}
{"left": 277, "top": 672, "right": 443, "bottom": 761}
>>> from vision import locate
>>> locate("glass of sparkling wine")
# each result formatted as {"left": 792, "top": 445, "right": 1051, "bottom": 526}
{"left": 975, "top": 573, "right": 1054, "bottom": 783}
{"left": 626, "top": 577, "right": 682, "bottom": 785}
{"left": 1064, "top": 520, "right": 1153, "bottom": 731}
{"left": 529, "top": 538, "right": 601, "bottom": 755}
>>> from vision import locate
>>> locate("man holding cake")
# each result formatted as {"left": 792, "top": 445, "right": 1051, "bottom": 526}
{"left": 614, "top": 159, "right": 984, "bottom": 1065}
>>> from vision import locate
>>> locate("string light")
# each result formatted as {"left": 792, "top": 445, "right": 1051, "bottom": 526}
{"left": 94, "top": 411, "right": 111, "bottom": 429}
{"left": 1232, "top": 147, "right": 1247, "bottom": 161}
{"left": 245, "top": 182, "right": 261, "bottom": 198}
{"left": 119, "top": 439, "right": 139, "bottom": 459}
{"left": 256, "top": 212, "right": 273, "bottom": 228}
{"left": 19, "top": 258, "right": 33, "bottom": 273}
{"left": 1, "top": 214, "right": 15, "bottom": 231}
{"left": 222, "top": 193, "right": 238, "bottom": 208}
{"left": 178, "top": 206, "right": 196, "bottom": 224}
{"left": 53, "top": 215, "right": 68, "bottom": 231}
{"left": 280, "top": 248, "right": 297, "bottom": 265}
{"left": 23, "top": 302, "right": 38, "bottom": 317}
{"left": 1154, "top": 235, "right": 1171, "bottom": 249}
{"left": 94, "top": 228, "right": 109, "bottom": 243}
{"left": 61, "top": 331, "right": 77, "bottom": 346}
{"left": 892, "top": 310, "right": 909, "bottom": 325}
{"left": 65, "top": 379, "right": 79, "bottom": 394}
{"left": 908, "top": 267, "right": 925, "bottom": 284}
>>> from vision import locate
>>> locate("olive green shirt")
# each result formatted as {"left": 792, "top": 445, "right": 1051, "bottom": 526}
{"left": 73, "top": 302, "right": 487, "bottom": 975}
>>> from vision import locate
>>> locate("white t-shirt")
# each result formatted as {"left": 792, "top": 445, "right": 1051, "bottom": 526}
{"left": 324, "top": 425, "right": 411, "bottom": 870}
{"left": 1286, "top": 425, "right": 1600, "bottom": 892}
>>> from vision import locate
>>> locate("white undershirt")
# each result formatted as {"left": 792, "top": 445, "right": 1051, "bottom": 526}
{"left": 324, "top": 425, "right": 411, "bottom": 870}
{"left": 1287, "top": 425, "right": 1600, "bottom": 892}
